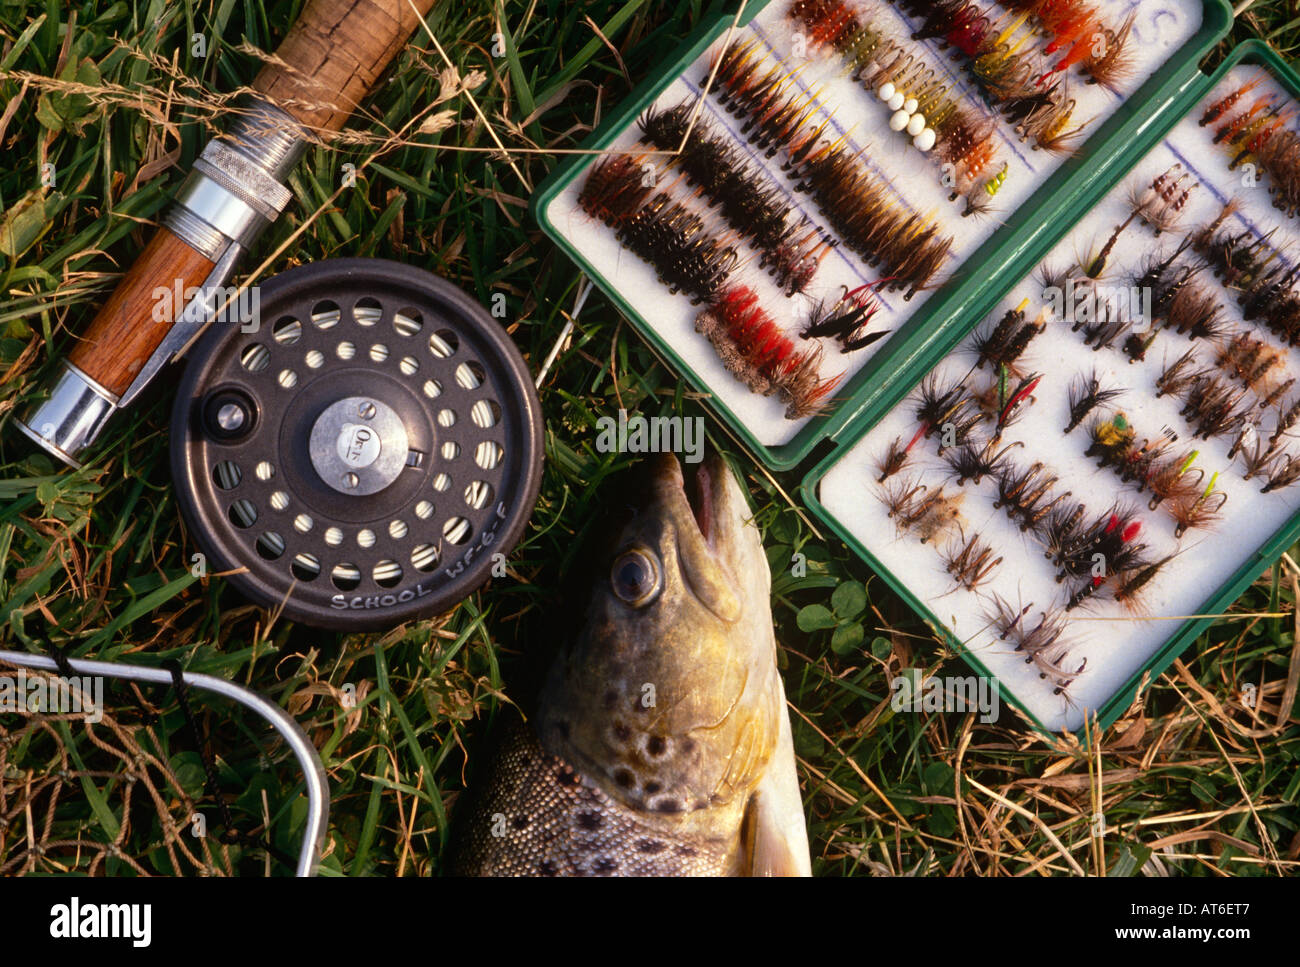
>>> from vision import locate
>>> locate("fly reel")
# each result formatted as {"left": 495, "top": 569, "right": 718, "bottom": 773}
{"left": 170, "top": 259, "right": 544, "bottom": 630}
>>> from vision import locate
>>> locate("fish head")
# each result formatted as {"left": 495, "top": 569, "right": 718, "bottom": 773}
{"left": 537, "top": 451, "right": 783, "bottom": 820}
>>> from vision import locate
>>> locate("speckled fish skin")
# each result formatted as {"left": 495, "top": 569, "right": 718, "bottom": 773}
{"left": 451, "top": 452, "right": 809, "bottom": 876}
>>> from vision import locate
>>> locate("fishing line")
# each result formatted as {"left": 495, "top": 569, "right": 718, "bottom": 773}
{"left": 0, "top": 648, "right": 328, "bottom": 877}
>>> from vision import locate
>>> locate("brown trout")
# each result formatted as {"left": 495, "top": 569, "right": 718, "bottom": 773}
{"left": 451, "top": 451, "right": 810, "bottom": 876}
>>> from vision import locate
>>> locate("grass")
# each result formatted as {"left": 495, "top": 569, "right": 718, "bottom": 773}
{"left": 0, "top": 0, "right": 1297, "bottom": 877}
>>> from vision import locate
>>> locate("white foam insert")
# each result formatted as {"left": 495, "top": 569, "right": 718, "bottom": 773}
{"left": 819, "top": 65, "right": 1300, "bottom": 731}
{"left": 544, "top": 0, "right": 1203, "bottom": 447}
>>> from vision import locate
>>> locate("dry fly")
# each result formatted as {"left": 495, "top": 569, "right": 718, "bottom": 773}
{"left": 1146, "top": 451, "right": 1203, "bottom": 509}
{"left": 1166, "top": 473, "right": 1228, "bottom": 537}
{"left": 1262, "top": 453, "right": 1300, "bottom": 493}
{"left": 1065, "top": 369, "right": 1124, "bottom": 433}
{"left": 881, "top": 478, "right": 966, "bottom": 544}
{"left": 942, "top": 534, "right": 1002, "bottom": 590}
{"left": 944, "top": 438, "right": 1024, "bottom": 485}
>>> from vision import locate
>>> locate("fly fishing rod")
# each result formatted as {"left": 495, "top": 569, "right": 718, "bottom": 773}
{"left": 14, "top": 0, "right": 439, "bottom": 468}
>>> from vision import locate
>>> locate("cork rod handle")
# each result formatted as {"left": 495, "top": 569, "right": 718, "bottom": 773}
{"left": 252, "top": 0, "right": 440, "bottom": 135}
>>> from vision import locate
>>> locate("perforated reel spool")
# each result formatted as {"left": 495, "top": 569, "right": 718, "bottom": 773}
{"left": 170, "top": 259, "right": 544, "bottom": 630}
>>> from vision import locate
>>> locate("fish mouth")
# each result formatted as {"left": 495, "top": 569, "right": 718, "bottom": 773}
{"left": 654, "top": 450, "right": 743, "bottom": 623}
{"left": 686, "top": 458, "right": 715, "bottom": 545}
{"left": 654, "top": 452, "right": 720, "bottom": 546}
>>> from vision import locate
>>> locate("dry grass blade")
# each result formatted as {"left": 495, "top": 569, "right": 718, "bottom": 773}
{"left": 965, "top": 777, "right": 1088, "bottom": 876}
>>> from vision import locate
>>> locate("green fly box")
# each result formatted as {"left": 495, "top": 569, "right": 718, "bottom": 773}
{"left": 532, "top": 0, "right": 1233, "bottom": 470}
{"left": 530, "top": 1, "right": 1300, "bottom": 731}
{"left": 803, "top": 39, "right": 1300, "bottom": 731}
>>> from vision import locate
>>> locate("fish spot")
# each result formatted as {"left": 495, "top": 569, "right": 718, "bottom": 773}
{"left": 557, "top": 768, "right": 581, "bottom": 787}
{"left": 636, "top": 839, "right": 667, "bottom": 854}
{"left": 613, "top": 768, "right": 635, "bottom": 789}
{"left": 612, "top": 722, "right": 631, "bottom": 742}
{"left": 675, "top": 844, "right": 697, "bottom": 857}
{"left": 644, "top": 781, "right": 662, "bottom": 795}
{"left": 645, "top": 735, "right": 667, "bottom": 757}
{"left": 592, "top": 856, "right": 618, "bottom": 874}
{"left": 510, "top": 815, "right": 529, "bottom": 830}
{"left": 603, "top": 689, "right": 618, "bottom": 709}
{"left": 680, "top": 737, "right": 696, "bottom": 753}
{"left": 651, "top": 796, "right": 683, "bottom": 814}
{"left": 576, "top": 811, "right": 602, "bottom": 831}
{"left": 539, "top": 860, "right": 558, "bottom": 876}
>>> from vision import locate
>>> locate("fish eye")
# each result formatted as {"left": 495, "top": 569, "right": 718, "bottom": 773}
{"left": 610, "top": 548, "right": 662, "bottom": 607}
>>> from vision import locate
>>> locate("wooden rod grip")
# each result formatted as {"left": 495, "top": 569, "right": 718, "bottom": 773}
{"left": 67, "top": 229, "right": 216, "bottom": 398}
{"left": 252, "top": 0, "right": 439, "bottom": 135}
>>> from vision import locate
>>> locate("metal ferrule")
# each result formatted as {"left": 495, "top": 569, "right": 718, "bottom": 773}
{"left": 220, "top": 98, "right": 308, "bottom": 181}
{"left": 167, "top": 172, "right": 268, "bottom": 255}
{"left": 164, "top": 204, "right": 230, "bottom": 262}
{"left": 13, "top": 362, "right": 120, "bottom": 469}
{"left": 165, "top": 98, "right": 307, "bottom": 260}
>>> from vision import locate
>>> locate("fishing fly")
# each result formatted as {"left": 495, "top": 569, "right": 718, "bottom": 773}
{"left": 993, "top": 459, "right": 1066, "bottom": 531}
{"left": 788, "top": 0, "right": 1008, "bottom": 213}
{"left": 1178, "top": 373, "right": 1250, "bottom": 441}
{"left": 942, "top": 533, "right": 1003, "bottom": 590}
{"left": 1262, "top": 453, "right": 1300, "bottom": 493}
{"left": 972, "top": 300, "right": 1044, "bottom": 373}
{"left": 1216, "top": 331, "right": 1283, "bottom": 391}
{"left": 1166, "top": 473, "right": 1228, "bottom": 537}
{"left": 1146, "top": 451, "right": 1203, "bottom": 510}
{"left": 802, "top": 283, "right": 890, "bottom": 352}
{"left": 876, "top": 431, "right": 921, "bottom": 482}
{"left": 945, "top": 437, "right": 1024, "bottom": 485}
{"left": 638, "top": 101, "right": 835, "bottom": 294}
{"left": 578, "top": 169, "right": 739, "bottom": 304}
{"left": 1064, "top": 369, "right": 1123, "bottom": 432}
{"left": 881, "top": 477, "right": 966, "bottom": 544}
{"left": 695, "top": 286, "right": 842, "bottom": 419}
{"left": 913, "top": 373, "right": 974, "bottom": 439}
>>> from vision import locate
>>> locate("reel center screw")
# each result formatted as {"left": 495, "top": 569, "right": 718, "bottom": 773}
{"left": 308, "top": 395, "right": 412, "bottom": 496}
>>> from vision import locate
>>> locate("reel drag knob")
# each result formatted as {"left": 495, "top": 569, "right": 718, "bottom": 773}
{"left": 202, "top": 389, "right": 257, "bottom": 442}
{"left": 171, "top": 259, "right": 544, "bottom": 631}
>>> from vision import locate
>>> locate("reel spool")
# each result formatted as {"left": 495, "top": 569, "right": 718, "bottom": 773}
{"left": 171, "top": 259, "right": 544, "bottom": 631}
